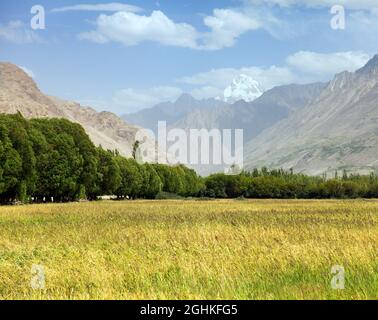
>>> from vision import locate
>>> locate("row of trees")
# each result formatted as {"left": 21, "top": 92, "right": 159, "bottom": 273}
{"left": 204, "top": 168, "right": 378, "bottom": 199}
{"left": 1, "top": 113, "right": 377, "bottom": 203}
{"left": 0, "top": 113, "right": 203, "bottom": 203}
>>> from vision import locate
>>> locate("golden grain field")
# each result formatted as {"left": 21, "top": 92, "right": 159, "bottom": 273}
{"left": 0, "top": 199, "right": 377, "bottom": 300}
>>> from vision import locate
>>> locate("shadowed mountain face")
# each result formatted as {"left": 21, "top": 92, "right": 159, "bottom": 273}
{"left": 245, "top": 55, "right": 378, "bottom": 175}
{"left": 173, "top": 83, "right": 326, "bottom": 143}
{"left": 0, "top": 62, "right": 160, "bottom": 161}
{"left": 123, "top": 81, "right": 325, "bottom": 176}
{"left": 124, "top": 82, "right": 325, "bottom": 144}
{"left": 123, "top": 94, "right": 228, "bottom": 134}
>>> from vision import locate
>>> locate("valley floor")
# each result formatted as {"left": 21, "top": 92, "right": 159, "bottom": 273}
{"left": 0, "top": 200, "right": 377, "bottom": 300}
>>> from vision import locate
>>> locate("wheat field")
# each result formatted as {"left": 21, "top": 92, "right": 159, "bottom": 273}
{"left": 0, "top": 199, "right": 377, "bottom": 300}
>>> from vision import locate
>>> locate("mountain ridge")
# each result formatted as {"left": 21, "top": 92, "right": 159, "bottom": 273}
{"left": 244, "top": 55, "right": 378, "bottom": 175}
{"left": 0, "top": 62, "right": 160, "bottom": 161}
{"left": 125, "top": 82, "right": 325, "bottom": 143}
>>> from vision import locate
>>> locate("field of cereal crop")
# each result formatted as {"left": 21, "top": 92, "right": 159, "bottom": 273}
{"left": 0, "top": 199, "right": 377, "bottom": 300}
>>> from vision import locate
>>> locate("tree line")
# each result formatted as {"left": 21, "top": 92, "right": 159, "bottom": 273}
{"left": 1, "top": 113, "right": 377, "bottom": 204}
{"left": 204, "top": 168, "right": 378, "bottom": 199}
{"left": 0, "top": 113, "right": 203, "bottom": 203}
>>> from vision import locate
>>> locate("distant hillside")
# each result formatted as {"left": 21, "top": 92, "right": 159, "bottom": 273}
{"left": 124, "top": 83, "right": 325, "bottom": 144}
{"left": 245, "top": 55, "right": 378, "bottom": 175}
{"left": 172, "top": 83, "right": 325, "bottom": 143}
{"left": 0, "top": 62, "right": 160, "bottom": 161}
{"left": 123, "top": 93, "right": 228, "bottom": 134}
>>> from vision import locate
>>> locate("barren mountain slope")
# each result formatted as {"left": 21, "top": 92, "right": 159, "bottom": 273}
{"left": 0, "top": 62, "right": 156, "bottom": 159}
{"left": 172, "top": 83, "right": 325, "bottom": 143}
{"left": 245, "top": 55, "right": 378, "bottom": 175}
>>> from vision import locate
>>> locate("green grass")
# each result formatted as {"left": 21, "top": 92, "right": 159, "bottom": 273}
{"left": 0, "top": 200, "right": 377, "bottom": 300}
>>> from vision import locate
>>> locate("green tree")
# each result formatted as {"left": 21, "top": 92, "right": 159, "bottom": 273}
{"left": 140, "top": 164, "right": 162, "bottom": 199}
{"left": 97, "top": 148, "right": 121, "bottom": 196}
{"left": 115, "top": 157, "right": 144, "bottom": 199}
{"left": 0, "top": 124, "right": 22, "bottom": 202}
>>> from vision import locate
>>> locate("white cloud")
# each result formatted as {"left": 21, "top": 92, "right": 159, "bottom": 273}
{"left": 178, "top": 50, "right": 370, "bottom": 98}
{"left": 113, "top": 86, "right": 183, "bottom": 113}
{"left": 190, "top": 86, "right": 224, "bottom": 100}
{"left": 106, "top": 50, "right": 371, "bottom": 112}
{"left": 199, "top": 9, "right": 261, "bottom": 50}
{"left": 178, "top": 65, "right": 296, "bottom": 91}
{"left": 346, "top": 10, "right": 378, "bottom": 52}
{"left": 78, "top": 8, "right": 278, "bottom": 50}
{"left": 19, "top": 66, "right": 35, "bottom": 78}
{"left": 244, "top": 0, "right": 378, "bottom": 10}
{"left": 349, "top": 8, "right": 378, "bottom": 28}
{"left": 0, "top": 20, "right": 41, "bottom": 44}
{"left": 51, "top": 3, "right": 143, "bottom": 13}
{"left": 286, "top": 51, "right": 370, "bottom": 77}
{"left": 78, "top": 10, "right": 198, "bottom": 48}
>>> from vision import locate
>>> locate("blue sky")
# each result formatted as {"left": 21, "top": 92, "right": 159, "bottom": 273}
{"left": 1, "top": 0, "right": 378, "bottom": 114}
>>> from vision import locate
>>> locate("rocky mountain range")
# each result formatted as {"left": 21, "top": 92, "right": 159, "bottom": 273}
{"left": 123, "top": 56, "right": 378, "bottom": 176}
{"left": 245, "top": 55, "right": 378, "bottom": 175}
{"left": 0, "top": 62, "right": 159, "bottom": 161}
{"left": 124, "top": 93, "right": 228, "bottom": 134}
{"left": 124, "top": 79, "right": 325, "bottom": 145}
{"left": 173, "top": 82, "right": 326, "bottom": 143}
{"left": 2, "top": 54, "right": 378, "bottom": 176}
{"left": 123, "top": 75, "right": 326, "bottom": 175}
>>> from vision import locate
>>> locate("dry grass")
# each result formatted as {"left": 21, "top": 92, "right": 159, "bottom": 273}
{"left": 0, "top": 199, "right": 377, "bottom": 300}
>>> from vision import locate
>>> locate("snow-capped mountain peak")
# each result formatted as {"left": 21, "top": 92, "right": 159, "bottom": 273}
{"left": 223, "top": 74, "right": 264, "bottom": 103}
